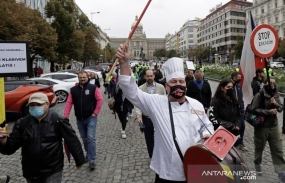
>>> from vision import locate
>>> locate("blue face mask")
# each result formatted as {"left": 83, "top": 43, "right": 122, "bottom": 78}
{"left": 29, "top": 106, "right": 45, "bottom": 118}
{"left": 196, "top": 79, "right": 202, "bottom": 84}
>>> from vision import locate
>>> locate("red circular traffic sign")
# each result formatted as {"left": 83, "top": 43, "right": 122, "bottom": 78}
{"left": 250, "top": 24, "right": 279, "bottom": 58}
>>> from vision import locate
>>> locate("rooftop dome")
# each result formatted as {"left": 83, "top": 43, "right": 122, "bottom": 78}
{"left": 131, "top": 15, "right": 143, "bottom": 29}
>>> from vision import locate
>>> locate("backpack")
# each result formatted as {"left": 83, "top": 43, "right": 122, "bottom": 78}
{"left": 244, "top": 91, "right": 265, "bottom": 128}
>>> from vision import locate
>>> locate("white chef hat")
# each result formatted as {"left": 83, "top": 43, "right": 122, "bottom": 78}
{"left": 162, "top": 57, "right": 184, "bottom": 82}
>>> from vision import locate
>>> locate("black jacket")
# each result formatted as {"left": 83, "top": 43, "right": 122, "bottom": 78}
{"left": 154, "top": 70, "right": 163, "bottom": 83}
{"left": 0, "top": 111, "right": 84, "bottom": 179}
{"left": 209, "top": 98, "right": 241, "bottom": 136}
{"left": 185, "top": 76, "right": 194, "bottom": 86}
{"left": 233, "top": 82, "right": 245, "bottom": 113}
{"left": 186, "top": 80, "right": 212, "bottom": 109}
{"left": 114, "top": 88, "right": 133, "bottom": 113}
{"left": 251, "top": 76, "right": 263, "bottom": 96}
{"left": 71, "top": 82, "right": 97, "bottom": 120}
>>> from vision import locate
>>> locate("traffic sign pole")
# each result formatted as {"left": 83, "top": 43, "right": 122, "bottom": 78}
{"left": 0, "top": 77, "right": 6, "bottom": 131}
{"left": 250, "top": 24, "right": 279, "bottom": 95}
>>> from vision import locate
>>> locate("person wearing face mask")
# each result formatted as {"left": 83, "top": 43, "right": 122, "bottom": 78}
{"left": 133, "top": 69, "right": 166, "bottom": 158}
{"left": 0, "top": 93, "right": 85, "bottom": 183}
{"left": 250, "top": 77, "right": 285, "bottom": 182}
{"left": 115, "top": 45, "right": 214, "bottom": 182}
{"left": 186, "top": 70, "right": 212, "bottom": 112}
{"left": 209, "top": 78, "right": 241, "bottom": 138}
{"left": 251, "top": 68, "right": 265, "bottom": 96}
{"left": 231, "top": 72, "right": 248, "bottom": 152}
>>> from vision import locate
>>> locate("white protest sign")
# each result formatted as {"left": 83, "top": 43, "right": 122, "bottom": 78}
{"left": 250, "top": 24, "right": 279, "bottom": 58}
{"left": 71, "top": 61, "right": 84, "bottom": 72}
{"left": 0, "top": 42, "right": 29, "bottom": 76}
{"left": 186, "top": 61, "right": 195, "bottom": 70}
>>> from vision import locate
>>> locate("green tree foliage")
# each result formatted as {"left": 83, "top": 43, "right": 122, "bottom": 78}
{"left": 46, "top": 0, "right": 101, "bottom": 67}
{"left": 153, "top": 48, "right": 167, "bottom": 59}
{"left": 45, "top": 0, "right": 84, "bottom": 63}
{"left": 193, "top": 45, "right": 204, "bottom": 60}
{"left": 278, "top": 38, "right": 285, "bottom": 58}
{"left": 273, "top": 37, "right": 282, "bottom": 59}
{"left": 233, "top": 35, "right": 243, "bottom": 60}
{"left": 0, "top": 0, "right": 57, "bottom": 77}
{"left": 187, "top": 48, "right": 195, "bottom": 60}
{"left": 167, "top": 49, "right": 177, "bottom": 58}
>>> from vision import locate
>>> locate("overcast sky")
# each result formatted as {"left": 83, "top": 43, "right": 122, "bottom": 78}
{"left": 75, "top": 0, "right": 252, "bottom": 38}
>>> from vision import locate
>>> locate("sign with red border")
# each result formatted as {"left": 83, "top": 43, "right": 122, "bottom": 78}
{"left": 250, "top": 24, "right": 279, "bottom": 58}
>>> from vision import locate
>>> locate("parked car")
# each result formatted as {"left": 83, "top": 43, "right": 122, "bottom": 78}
{"left": 40, "top": 72, "right": 79, "bottom": 82}
{"left": 5, "top": 80, "right": 57, "bottom": 116}
{"left": 84, "top": 65, "right": 104, "bottom": 71}
{"left": 28, "top": 78, "right": 76, "bottom": 103}
{"left": 84, "top": 69, "right": 102, "bottom": 79}
{"left": 57, "top": 69, "right": 77, "bottom": 74}
{"left": 232, "top": 62, "right": 240, "bottom": 67}
{"left": 270, "top": 62, "right": 284, "bottom": 69}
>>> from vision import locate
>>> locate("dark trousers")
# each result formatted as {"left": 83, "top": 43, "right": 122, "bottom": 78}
{"left": 254, "top": 125, "right": 285, "bottom": 173}
{"left": 155, "top": 174, "right": 186, "bottom": 183}
{"left": 26, "top": 170, "right": 62, "bottom": 183}
{"left": 240, "top": 114, "right": 245, "bottom": 144}
{"left": 142, "top": 116, "right": 154, "bottom": 158}
{"left": 117, "top": 110, "right": 128, "bottom": 131}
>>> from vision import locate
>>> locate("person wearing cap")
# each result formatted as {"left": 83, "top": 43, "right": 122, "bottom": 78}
{"left": 115, "top": 45, "right": 214, "bottom": 182}
{"left": 0, "top": 93, "right": 85, "bottom": 183}
{"left": 64, "top": 71, "right": 103, "bottom": 171}
{"left": 251, "top": 68, "right": 265, "bottom": 96}
{"left": 251, "top": 77, "right": 285, "bottom": 182}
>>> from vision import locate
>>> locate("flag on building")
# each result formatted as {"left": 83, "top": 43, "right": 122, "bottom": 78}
{"left": 239, "top": 11, "right": 264, "bottom": 106}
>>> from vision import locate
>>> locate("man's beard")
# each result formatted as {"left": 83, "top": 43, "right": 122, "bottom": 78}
{"left": 147, "top": 79, "right": 153, "bottom": 85}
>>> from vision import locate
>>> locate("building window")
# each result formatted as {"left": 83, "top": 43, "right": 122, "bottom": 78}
{"left": 268, "top": 3, "right": 271, "bottom": 11}
{"left": 261, "top": 6, "right": 264, "bottom": 14}
{"left": 188, "top": 34, "right": 193, "bottom": 38}
{"left": 188, "top": 28, "right": 193, "bottom": 32}
{"left": 276, "top": 16, "right": 279, "bottom": 23}
{"left": 268, "top": 17, "right": 271, "bottom": 24}
{"left": 275, "top": 0, "right": 278, "bottom": 8}
{"left": 261, "top": 18, "right": 265, "bottom": 24}
{"left": 255, "top": 8, "right": 258, "bottom": 15}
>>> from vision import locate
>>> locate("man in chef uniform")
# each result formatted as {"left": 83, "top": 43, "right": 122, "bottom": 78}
{"left": 116, "top": 44, "right": 214, "bottom": 183}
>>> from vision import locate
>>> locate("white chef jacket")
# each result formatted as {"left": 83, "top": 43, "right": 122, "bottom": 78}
{"left": 119, "top": 75, "right": 214, "bottom": 181}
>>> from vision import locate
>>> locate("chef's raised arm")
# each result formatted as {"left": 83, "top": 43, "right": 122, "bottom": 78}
{"left": 116, "top": 44, "right": 157, "bottom": 116}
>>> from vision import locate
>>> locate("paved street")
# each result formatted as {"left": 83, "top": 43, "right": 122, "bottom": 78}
{"left": 0, "top": 80, "right": 284, "bottom": 183}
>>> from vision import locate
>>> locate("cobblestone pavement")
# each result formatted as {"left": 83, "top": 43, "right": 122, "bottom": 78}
{"left": 0, "top": 80, "right": 284, "bottom": 183}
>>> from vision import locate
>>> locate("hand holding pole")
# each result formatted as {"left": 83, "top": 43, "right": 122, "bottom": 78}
{"left": 108, "top": 0, "right": 152, "bottom": 76}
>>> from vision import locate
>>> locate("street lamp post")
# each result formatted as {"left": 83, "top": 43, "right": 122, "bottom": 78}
{"left": 104, "top": 29, "right": 110, "bottom": 62}
{"left": 90, "top": 12, "right": 100, "bottom": 23}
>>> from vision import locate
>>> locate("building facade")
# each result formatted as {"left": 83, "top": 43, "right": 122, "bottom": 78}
{"left": 197, "top": 0, "right": 252, "bottom": 62}
{"left": 110, "top": 16, "right": 166, "bottom": 60}
{"left": 165, "top": 20, "right": 200, "bottom": 59}
{"left": 245, "top": 0, "right": 285, "bottom": 38}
